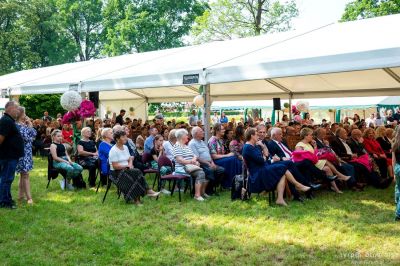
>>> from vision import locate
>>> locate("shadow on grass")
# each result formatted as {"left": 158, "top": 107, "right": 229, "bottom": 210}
{"left": 0, "top": 157, "right": 397, "bottom": 265}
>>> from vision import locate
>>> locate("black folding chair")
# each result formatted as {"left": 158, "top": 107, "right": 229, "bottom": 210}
{"left": 46, "top": 154, "right": 68, "bottom": 190}
{"left": 98, "top": 159, "right": 121, "bottom": 203}
{"left": 243, "top": 159, "right": 275, "bottom": 205}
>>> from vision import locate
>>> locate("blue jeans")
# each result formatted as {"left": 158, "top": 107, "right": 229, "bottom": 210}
{"left": 53, "top": 157, "right": 83, "bottom": 179}
{"left": 0, "top": 159, "right": 18, "bottom": 205}
{"left": 394, "top": 164, "right": 400, "bottom": 218}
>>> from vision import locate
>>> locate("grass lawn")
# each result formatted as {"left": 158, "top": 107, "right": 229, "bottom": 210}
{"left": 0, "top": 157, "right": 399, "bottom": 265}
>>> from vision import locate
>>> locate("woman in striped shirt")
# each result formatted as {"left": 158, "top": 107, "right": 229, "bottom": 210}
{"left": 173, "top": 129, "right": 208, "bottom": 201}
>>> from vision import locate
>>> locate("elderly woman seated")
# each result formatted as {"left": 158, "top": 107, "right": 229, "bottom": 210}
{"left": 108, "top": 130, "right": 159, "bottom": 206}
{"left": 295, "top": 127, "right": 350, "bottom": 193}
{"left": 163, "top": 129, "right": 177, "bottom": 161}
{"left": 208, "top": 123, "right": 242, "bottom": 188}
{"left": 77, "top": 127, "right": 98, "bottom": 187}
{"left": 174, "top": 129, "right": 209, "bottom": 201}
{"left": 363, "top": 128, "right": 394, "bottom": 180}
{"left": 98, "top": 128, "right": 114, "bottom": 186}
{"left": 122, "top": 125, "right": 146, "bottom": 172}
{"left": 242, "top": 128, "right": 311, "bottom": 206}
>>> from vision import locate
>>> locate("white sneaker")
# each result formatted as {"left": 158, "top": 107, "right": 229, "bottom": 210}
{"left": 174, "top": 188, "right": 185, "bottom": 192}
{"left": 194, "top": 196, "right": 205, "bottom": 201}
{"left": 161, "top": 189, "right": 171, "bottom": 195}
{"left": 202, "top": 193, "right": 211, "bottom": 199}
{"left": 59, "top": 180, "right": 65, "bottom": 190}
{"left": 147, "top": 191, "right": 160, "bottom": 198}
{"left": 67, "top": 183, "right": 75, "bottom": 191}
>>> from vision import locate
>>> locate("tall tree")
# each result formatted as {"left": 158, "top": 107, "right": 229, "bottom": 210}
{"left": 341, "top": 0, "right": 400, "bottom": 21}
{"left": 191, "top": 0, "right": 298, "bottom": 43}
{"left": 56, "top": 0, "right": 104, "bottom": 61}
{"left": 102, "top": 0, "right": 208, "bottom": 55}
{"left": 0, "top": 0, "right": 77, "bottom": 75}
{"left": 0, "top": 0, "right": 33, "bottom": 74}
{"left": 24, "top": 0, "right": 77, "bottom": 67}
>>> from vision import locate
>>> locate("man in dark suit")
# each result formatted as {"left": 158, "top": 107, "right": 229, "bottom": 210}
{"left": 326, "top": 123, "right": 339, "bottom": 143}
{"left": 313, "top": 127, "right": 362, "bottom": 190}
{"left": 347, "top": 129, "right": 367, "bottom": 156}
{"left": 314, "top": 128, "right": 330, "bottom": 149}
{"left": 267, "top": 127, "right": 325, "bottom": 183}
{"left": 256, "top": 125, "right": 309, "bottom": 201}
{"left": 345, "top": 128, "right": 392, "bottom": 188}
{"left": 264, "top": 126, "right": 322, "bottom": 198}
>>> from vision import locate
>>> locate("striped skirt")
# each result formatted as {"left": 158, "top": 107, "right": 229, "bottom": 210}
{"left": 111, "top": 168, "right": 146, "bottom": 202}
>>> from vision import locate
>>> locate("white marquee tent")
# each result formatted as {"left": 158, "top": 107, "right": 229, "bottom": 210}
{"left": 0, "top": 14, "right": 399, "bottom": 131}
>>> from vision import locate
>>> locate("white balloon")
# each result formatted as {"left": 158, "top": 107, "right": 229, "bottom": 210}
{"left": 60, "top": 91, "right": 82, "bottom": 111}
{"left": 193, "top": 95, "right": 204, "bottom": 107}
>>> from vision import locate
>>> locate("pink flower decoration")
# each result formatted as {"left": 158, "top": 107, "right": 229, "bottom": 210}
{"left": 292, "top": 105, "right": 299, "bottom": 115}
{"left": 294, "top": 115, "right": 302, "bottom": 123}
{"left": 62, "top": 111, "right": 79, "bottom": 124}
{"left": 77, "top": 99, "right": 96, "bottom": 118}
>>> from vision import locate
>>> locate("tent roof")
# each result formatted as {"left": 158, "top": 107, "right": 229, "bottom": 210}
{"left": 0, "top": 14, "right": 399, "bottom": 101}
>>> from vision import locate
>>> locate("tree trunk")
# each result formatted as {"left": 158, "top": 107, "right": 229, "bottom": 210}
{"left": 255, "top": 0, "right": 263, "bottom": 35}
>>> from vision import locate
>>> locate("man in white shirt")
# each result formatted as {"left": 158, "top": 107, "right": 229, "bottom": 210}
{"left": 365, "top": 113, "right": 375, "bottom": 127}
{"left": 211, "top": 112, "right": 219, "bottom": 126}
{"left": 188, "top": 110, "right": 198, "bottom": 126}
{"left": 189, "top": 126, "right": 224, "bottom": 195}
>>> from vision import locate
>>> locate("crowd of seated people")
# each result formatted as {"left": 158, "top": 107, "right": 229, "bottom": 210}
{"left": 34, "top": 107, "right": 398, "bottom": 206}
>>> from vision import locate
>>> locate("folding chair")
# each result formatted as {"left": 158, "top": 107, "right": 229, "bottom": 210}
{"left": 156, "top": 155, "right": 191, "bottom": 202}
{"left": 99, "top": 160, "right": 121, "bottom": 203}
{"left": 76, "top": 155, "right": 99, "bottom": 187}
{"left": 46, "top": 154, "right": 67, "bottom": 189}
{"left": 243, "top": 159, "right": 276, "bottom": 206}
{"left": 96, "top": 159, "right": 105, "bottom": 193}
{"left": 141, "top": 152, "right": 160, "bottom": 189}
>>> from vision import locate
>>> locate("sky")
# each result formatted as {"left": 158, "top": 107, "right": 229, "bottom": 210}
{"left": 291, "top": 0, "right": 355, "bottom": 31}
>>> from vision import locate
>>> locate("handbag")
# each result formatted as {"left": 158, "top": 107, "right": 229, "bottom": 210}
{"left": 184, "top": 164, "right": 202, "bottom": 174}
{"left": 231, "top": 161, "right": 250, "bottom": 201}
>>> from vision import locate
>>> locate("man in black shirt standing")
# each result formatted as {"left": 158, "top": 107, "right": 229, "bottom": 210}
{"left": 115, "top": 109, "right": 126, "bottom": 125}
{"left": 0, "top": 101, "right": 24, "bottom": 209}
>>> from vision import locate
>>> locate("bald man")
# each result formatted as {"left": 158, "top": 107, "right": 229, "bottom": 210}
{"left": 0, "top": 101, "right": 24, "bottom": 209}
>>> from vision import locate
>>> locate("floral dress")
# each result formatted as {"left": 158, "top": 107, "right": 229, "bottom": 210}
{"left": 208, "top": 136, "right": 226, "bottom": 155}
{"left": 16, "top": 124, "right": 37, "bottom": 173}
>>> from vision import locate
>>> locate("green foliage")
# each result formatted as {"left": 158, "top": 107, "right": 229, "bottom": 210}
{"left": 341, "top": 0, "right": 400, "bottom": 21}
{"left": 0, "top": 157, "right": 398, "bottom": 265}
{"left": 19, "top": 94, "right": 65, "bottom": 119}
{"left": 55, "top": 0, "right": 104, "bottom": 61}
{"left": 148, "top": 102, "right": 188, "bottom": 114}
{"left": 191, "top": 0, "right": 298, "bottom": 43}
{"left": 0, "top": 0, "right": 78, "bottom": 75}
{"left": 102, "top": 0, "right": 208, "bottom": 55}
{"left": 0, "top": 0, "right": 208, "bottom": 76}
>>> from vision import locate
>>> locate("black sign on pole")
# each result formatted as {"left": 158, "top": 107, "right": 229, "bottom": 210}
{"left": 183, "top": 74, "right": 199, "bottom": 84}
{"left": 69, "top": 84, "right": 79, "bottom": 91}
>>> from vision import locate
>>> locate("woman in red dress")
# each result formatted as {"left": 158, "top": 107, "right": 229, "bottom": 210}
{"left": 363, "top": 128, "right": 394, "bottom": 180}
